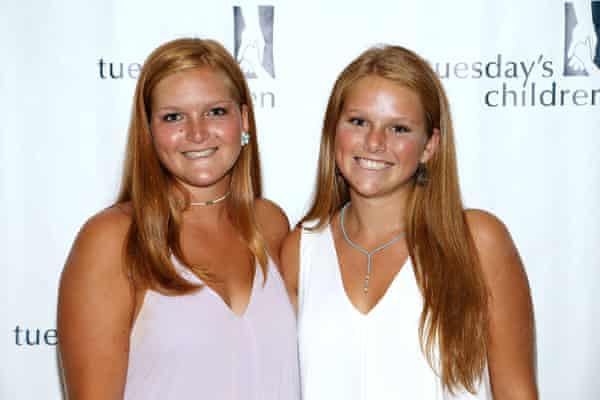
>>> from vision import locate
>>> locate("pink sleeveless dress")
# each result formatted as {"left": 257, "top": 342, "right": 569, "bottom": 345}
{"left": 123, "top": 257, "right": 300, "bottom": 399}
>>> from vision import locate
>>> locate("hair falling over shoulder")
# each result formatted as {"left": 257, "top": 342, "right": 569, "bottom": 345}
{"left": 301, "top": 45, "right": 489, "bottom": 393}
{"left": 117, "top": 38, "right": 267, "bottom": 295}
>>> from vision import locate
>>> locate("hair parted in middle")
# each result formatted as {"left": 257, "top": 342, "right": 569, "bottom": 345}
{"left": 117, "top": 37, "right": 267, "bottom": 295}
{"left": 301, "top": 44, "right": 489, "bottom": 394}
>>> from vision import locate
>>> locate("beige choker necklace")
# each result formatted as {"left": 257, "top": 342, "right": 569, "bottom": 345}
{"left": 190, "top": 191, "right": 231, "bottom": 206}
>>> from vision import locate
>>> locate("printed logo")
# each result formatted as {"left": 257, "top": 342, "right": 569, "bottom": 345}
{"left": 428, "top": 3, "right": 600, "bottom": 108}
{"left": 233, "top": 5, "right": 275, "bottom": 79}
{"left": 13, "top": 325, "right": 57, "bottom": 346}
{"left": 564, "top": 1, "right": 600, "bottom": 76}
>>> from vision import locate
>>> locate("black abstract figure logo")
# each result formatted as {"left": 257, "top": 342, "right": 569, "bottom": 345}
{"left": 233, "top": 5, "right": 275, "bottom": 79}
{"left": 564, "top": 0, "right": 600, "bottom": 76}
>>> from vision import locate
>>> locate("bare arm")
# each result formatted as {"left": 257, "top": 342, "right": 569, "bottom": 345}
{"left": 57, "top": 207, "right": 135, "bottom": 400}
{"left": 466, "top": 210, "right": 538, "bottom": 400}
{"left": 279, "top": 227, "right": 301, "bottom": 312}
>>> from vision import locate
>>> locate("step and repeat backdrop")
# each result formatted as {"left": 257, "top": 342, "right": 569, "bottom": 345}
{"left": 2, "top": 0, "right": 599, "bottom": 398}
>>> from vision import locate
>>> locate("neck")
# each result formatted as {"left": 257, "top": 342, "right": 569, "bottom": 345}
{"left": 180, "top": 179, "right": 232, "bottom": 225}
{"left": 344, "top": 191, "right": 409, "bottom": 241}
{"left": 183, "top": 200, "right": 231, "bottom": 227}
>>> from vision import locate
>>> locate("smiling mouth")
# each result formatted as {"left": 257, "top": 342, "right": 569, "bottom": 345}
{"left": 354, "top": 156, "right": 393, "bottom": 171}
{"left": 182, "top": 148, "right": 218, "bottom": 159}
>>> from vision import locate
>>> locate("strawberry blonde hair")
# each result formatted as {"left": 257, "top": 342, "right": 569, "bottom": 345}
{"left": 117, "top": 38, "right": 267, "bottom": 294}
{"left": 301, "top": 45, "right": 489, "bottom": 393}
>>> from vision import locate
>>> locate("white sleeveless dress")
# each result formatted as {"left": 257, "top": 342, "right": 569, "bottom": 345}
{"left": 297, "top": 225, "right": 492, "bottom": 400}
{"left": 123, "top": 257, "right": 300, "bottom": 400}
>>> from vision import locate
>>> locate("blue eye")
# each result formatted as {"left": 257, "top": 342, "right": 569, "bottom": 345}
{"left": 163, "top": 113, "right": 183, "bottom": 122}
{"left": 349, "top": 117, "right": 367, "bottom": 127}
{"left": 207, "top": 107, "right": 227, "bottom": 117}
{"left": 391, "top": 125, "right": 410, "bottom": 135}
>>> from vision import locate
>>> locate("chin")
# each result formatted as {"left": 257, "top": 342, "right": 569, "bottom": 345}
{"left": 348, "top": 178, "right": 412, "bottom": 200}
{"left": 347, "top": 181, "right": 385, "bottom": 198}
{"left": 179, "top": 171, "right": 232, "bottom": 189}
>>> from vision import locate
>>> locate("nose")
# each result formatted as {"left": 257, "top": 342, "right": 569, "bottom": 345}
{"left": 365, "top": 126, "right": 386, "bottom": 153}
{"left": 186, "top": 115, "right": 209, "bottom": 143}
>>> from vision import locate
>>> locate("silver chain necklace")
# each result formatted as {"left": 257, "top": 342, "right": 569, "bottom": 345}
{"left": 340, "top": 203, "right": 405, "bottom": 294}
{"left": 190, "top": 191, "right": 231, "bottom": 206}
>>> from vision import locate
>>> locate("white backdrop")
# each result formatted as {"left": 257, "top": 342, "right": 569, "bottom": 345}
{"left": 2, "top": 0, "right": 599, "bottom": 398}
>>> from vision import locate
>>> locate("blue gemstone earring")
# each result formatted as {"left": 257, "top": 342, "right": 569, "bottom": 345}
{"left": 241, "top": 131, "right": 250, "bottom": 146}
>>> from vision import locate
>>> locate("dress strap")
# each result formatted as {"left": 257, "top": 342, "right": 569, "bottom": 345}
{"left": 298, "top": 224, "right": 328, "bottom": 314}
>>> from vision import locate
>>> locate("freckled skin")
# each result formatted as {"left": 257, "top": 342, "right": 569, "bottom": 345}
{"left": 334, "top": 75, "right": 435, "bottom": 200}
{"left": 150, "top": 67, "right": 249, "bottom": 196}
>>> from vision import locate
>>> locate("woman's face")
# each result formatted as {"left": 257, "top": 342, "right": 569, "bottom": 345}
{"left": 150, "top": 67, "right": 248, "bottom": 193}
{"left": 334, "top": 75, "right": 439, "bottom": 200}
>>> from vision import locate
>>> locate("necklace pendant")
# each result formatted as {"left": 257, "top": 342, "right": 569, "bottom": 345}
{"left": 339, "top": 202, "right": 405, "bottom": 298}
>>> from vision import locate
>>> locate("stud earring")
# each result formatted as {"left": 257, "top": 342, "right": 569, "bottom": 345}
{"left": 415, "top": 162, "right": 428, "bottom": 186}
{"left": 241, "top": 131, "right": 250, "bottom": 146}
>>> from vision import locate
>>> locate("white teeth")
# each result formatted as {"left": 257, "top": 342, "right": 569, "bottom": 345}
{"left": 183, "top": 148, "right": 217, "bottom": 159}
{"left": 356, "top": 157, "right": 389, "bottom": 170}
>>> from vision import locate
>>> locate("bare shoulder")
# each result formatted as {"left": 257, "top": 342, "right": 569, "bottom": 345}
{"left": 255, "top": 198, "right": 289, "bottom": 234}
{"left": 465, "top": 208, "right": 531, "bottom": 306}
{"left": 465, "top": 209, "right": 511, "bottom": 246}
{"left": 81, "top": 203, "right": 132, "bottom": 239}
{"left": 66, "top": 205, "right": 132, "bottom": 269}
{"left": 464, "top": 212, "right": 537, "bottom": 396}
{"left": 465, "top": 209, "right": 528, "bottom": 283}
{"left": 58, "top": 203, "right": 136, "bottom": 398}
{"left": 60, "top": 203, "right": 134, "bottom": 304}
{"left": 254, "top": 198, "right": 290, "bottom": 263}
{"left": 464, "top": 209, "right": 520, "bottom": 271}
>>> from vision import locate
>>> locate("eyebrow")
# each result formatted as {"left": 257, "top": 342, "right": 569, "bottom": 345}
{"left": 342, "top": 109, "right": 420, "bottom": 125}
{"left": 154, "top": 100, "right": 237, "bottom": 112}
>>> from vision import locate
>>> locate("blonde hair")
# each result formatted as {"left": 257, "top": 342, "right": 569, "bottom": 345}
{"left": 301, "top": 45, "right": 489, "bottom": 393}
{"left": 117, "top": 38, "right": 267, "bottom": 294}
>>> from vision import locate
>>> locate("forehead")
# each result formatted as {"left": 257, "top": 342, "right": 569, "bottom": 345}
{"left": 342, "top": 75, "right": 425, "bottom": 122}
{"left": 151, "top": 67, "right": 236, "bottom": 105}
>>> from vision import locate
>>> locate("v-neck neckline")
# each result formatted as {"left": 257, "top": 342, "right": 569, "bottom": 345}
{"left": 207, "top": 265, "right": 259, "bottom": 319}
{"left": 327, "top": 224, "right": 409, "bottom": 318}
{"left": 174, "top": 256, "right": 261, "bottom": 319}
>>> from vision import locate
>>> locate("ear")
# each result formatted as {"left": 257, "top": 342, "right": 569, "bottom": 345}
{"left": 420, "top": 128, "right": 440, "bottom": 163}
{"left": 241, "top": 104, "right": 250, "bottom": 133}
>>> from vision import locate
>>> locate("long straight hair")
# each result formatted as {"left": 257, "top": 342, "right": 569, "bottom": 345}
{"left": 301, "top": 45, "right": 489, "bottom": 393}
{"left": 117, "top": 38, "right": 267, "bottom": 294}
